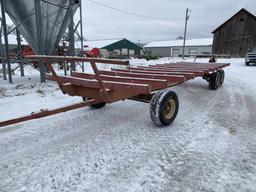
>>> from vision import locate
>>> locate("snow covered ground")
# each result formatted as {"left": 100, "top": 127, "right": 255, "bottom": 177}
{"left": 0, "top": 58, "right": 256, "bottom": 192}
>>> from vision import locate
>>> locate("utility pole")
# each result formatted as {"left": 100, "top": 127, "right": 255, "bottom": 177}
{"left": 182, "top": 8, "right": 191, "bottom": 59}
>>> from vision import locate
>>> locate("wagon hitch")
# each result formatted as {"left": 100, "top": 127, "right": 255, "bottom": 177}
{"left": 0, "top": 99, "right": 103, "bottom": 128}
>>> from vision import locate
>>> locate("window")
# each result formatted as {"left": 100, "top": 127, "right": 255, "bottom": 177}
{"left": 121, "top": 48, "right": 128, "bottom": 55}
{"left": 129, "top": 50, "right": 135, "bottom": 56}
{"left": 114, "top": 49, "right": 120, "bottom": 55}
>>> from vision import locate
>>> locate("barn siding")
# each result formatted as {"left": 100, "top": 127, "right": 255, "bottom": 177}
{"left": 212, "top": 9, "right": 256, "bottom": 57}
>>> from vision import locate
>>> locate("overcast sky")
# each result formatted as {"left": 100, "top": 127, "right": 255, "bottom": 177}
{"left": 74, "top": 0, "right": 256, "bottom": 43}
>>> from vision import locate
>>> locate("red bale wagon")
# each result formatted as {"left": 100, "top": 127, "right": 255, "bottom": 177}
{"left": 0, "top": 55, "right": 229, "bottom": 127}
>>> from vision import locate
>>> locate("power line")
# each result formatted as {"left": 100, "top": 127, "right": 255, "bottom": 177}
{"left": 87, "top": 0, "right": 184, "bottom": 21}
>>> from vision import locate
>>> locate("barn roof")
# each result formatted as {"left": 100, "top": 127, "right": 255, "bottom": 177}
{"left": 144, "top": 38, "right": 213, "bottom": 48}
{"left": 75, "top": 38, "right": 124, "bottom": 49}
{"left": 212, "top": 8, "right": 256, "bottom": 34}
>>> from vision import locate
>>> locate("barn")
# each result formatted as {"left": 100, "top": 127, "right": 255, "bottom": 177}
{"left": 76, "top": 38, "right": 142, "bottom": 58}
{"left": 212, "top": 8, "right": 256, "bottom": 57}
{"left": 144, "top": 38, "right": 212, "bottom": 57}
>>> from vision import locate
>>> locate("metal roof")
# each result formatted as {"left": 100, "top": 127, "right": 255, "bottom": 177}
{"left": 144, "top": 38, "right": 213, "bottom": 48}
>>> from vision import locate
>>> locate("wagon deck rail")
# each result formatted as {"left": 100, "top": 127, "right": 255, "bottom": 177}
{"left": 0, "top": 55, "right": 230, "bottom": 128}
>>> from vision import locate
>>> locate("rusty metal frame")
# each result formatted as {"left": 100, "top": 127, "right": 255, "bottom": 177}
{"left": 99, "top": 70, "right": 193, "bottom": 82}
{"left": 71, "top": 72, "right": 169, "bottom": 91}
{"left": 0, "top": 55, "right": 230, "bottom": 128}
{"left": 111, "top": 68, "right": 205, "bottom": 77}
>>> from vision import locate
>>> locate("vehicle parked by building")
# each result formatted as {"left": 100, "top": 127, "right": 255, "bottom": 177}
{"left": 245, "top": 47, "right": 256, "bottom": 66}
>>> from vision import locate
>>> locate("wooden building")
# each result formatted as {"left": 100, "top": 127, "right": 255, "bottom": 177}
{"left": 212, "top": 8, "right": 256, "bottom": 57}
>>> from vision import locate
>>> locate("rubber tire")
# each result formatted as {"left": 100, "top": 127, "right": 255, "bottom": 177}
{"left": 209, "top": 72, "right": 220, "bottom": 90}
{"left": 150, "top": 90, "right": 179, "bottom": 127}
{"left": 245, "top": 62, "right": 250, "bottom": 66}
{"left": 82, "top": 97, "right": 106, "bottom": 109}
{"left": 218, "top": 70, "right": 225, "bottom": 87}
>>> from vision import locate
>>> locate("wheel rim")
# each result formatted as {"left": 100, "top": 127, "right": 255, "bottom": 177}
{"left": 163, "top": 99, "right": 176, "bottom": 119}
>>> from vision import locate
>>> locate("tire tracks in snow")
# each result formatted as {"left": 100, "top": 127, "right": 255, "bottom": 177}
{"left": 87, "top": 82, "right": 227, "bottom": 191}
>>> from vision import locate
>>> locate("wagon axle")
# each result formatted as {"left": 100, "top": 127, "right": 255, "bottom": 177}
{"left": 203, "top": 70, "right": 225, "bottom": 90}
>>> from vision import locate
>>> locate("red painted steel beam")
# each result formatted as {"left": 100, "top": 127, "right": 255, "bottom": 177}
{"left": 71, "top": 72, "right": 169, "bottom": 90}
{"left": 24, "top": 55, "right": 129, "bottom": 66}
{"left": 58, "top": 76, "right": 151, "bottom": 94}
{"left": 165, "top": 63, "right": 230, "bottom": 69}
{"left": 163, "top": 63, "right": 230, "bottom": 71}
{"left": 0, "top": 100, "right": 102, "bottom": 128}
{"left": 142, "top": 66, "right": 218, "bottom": 73}
{"left": 145, "top": 66, "right": 219, "bottom": 72}
{"left": 90, "top": 61, "right": 110, "bottom": 102}
{"left": 131, "top": 66, "right": 210, "bottom": 74}
{"left": 112, "top": 68, "right": 204, "bottom": 77}
{"left": 149, "top": 64, "right": 219, "bottom": 70}
{"left": 176, "top": 62, "right": 230, "bottom": 66}
{"left": 99, "top": 70, "right": 189, "bottom": 83}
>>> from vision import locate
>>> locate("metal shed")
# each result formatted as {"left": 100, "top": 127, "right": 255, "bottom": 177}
{"left": 144, "top": 38, "right": 212, "bottom": 57}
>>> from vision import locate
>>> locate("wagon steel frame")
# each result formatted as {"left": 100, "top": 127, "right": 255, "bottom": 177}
{"left": 0, "top": 55, "right": 230, "bottom": 127}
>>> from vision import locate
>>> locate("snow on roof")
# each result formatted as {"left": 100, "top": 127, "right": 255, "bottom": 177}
{"left": 1, "top": 34, "right": 28, "bottom": 45}
{"left": 75, "top": 38, "right": 123, "bottom": 49}
{"left": 144, "top": 38, "right": 213, "bottom": 48}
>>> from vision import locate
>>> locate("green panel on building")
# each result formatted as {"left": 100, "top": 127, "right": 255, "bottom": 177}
{"left": 102, "top": 39, "right": 142, "bottom": 56}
